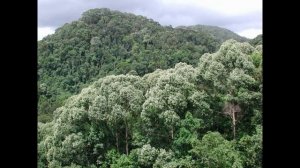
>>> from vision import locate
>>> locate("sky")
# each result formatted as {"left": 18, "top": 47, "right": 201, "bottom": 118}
{"left": 38, "top": 0, "right": 262, "bottom": 40}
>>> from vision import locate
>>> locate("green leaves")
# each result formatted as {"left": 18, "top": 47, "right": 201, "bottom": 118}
{"left": 159, "top": 110, "right": 180, "bottom": 128}
{"left": 172, "top": 112, "right": 203, "bottom": 156}
{"left": 136, "top": 144, "right": 159, "bottom": 167}
{"left": 197, "top": 39, "right": 262, "bottom": 139}
{"left": 38, "top": 39, "right": 262, "bottom": 167}
{"left": 237, "top": 125, "right": 262, "bottom": 168}
{"left": 191, "top": 132, "right": 243, "bottom": 168}
{"left": 153, "top": 149, "right": 175, "bottom": 168}
{"left": 111, "top": 154, "right": 135, "bottom": 168}
{"left": 39, "top": 8, "right": 248, "bottom": 122}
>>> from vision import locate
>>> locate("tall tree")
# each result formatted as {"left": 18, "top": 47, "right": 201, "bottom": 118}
{"left": 197, "top": 40, "right": 261, "bottom": 139}
{"left": 89, "top": 75, "right": 145, "bottom": 155}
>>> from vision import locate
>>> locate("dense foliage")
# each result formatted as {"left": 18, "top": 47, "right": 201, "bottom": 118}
{"left": 38, "top": 8, "right": 249, "bottom": 122}
{"left": 249, "top": 34, "right": 262, "bottom": 46}
{"left": 38, "top": 40, "right": 262, "bottom": 167}
{"left": 178, "top": 25, "right": 249, "bottom": 43}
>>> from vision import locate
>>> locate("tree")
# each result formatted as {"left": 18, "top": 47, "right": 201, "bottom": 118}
{"left": 197, "top": 40, "right": 261, "bottom": 139}
{"left": 237, "top": 125, "right": 262, "bottom": 168}
{"left": 191, "top": 131, "right": 243, "bottom": 168}
{"left": 111, "top": 154, "right": 135, "bottom": 168}
{"left": 249, "top": 34, "right": 262, "bottom": 46}
{"left": 141, "top": 63, "right": 202, "bottom": 147}
{"left": 88, "top": 75, "right": 145, "bottom": 155}
{"left": 223, "top": 103, "right": 242, "bottom": 139}
{"left": 172, "top": 112, "right": 203, "bottom": 156}
{"left": 136, "top": 144, "right": 159, "bottom": 167}
{"left": 159, "top": 110, "right": 180, "bottom": 139}
{"left": 153, "top": 149, "right": 175, "bottom": 168}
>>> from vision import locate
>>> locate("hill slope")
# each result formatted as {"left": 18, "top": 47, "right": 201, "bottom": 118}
{"left": 38, "top": 8, "right": 248, "bottom": 122}
{"left": 38, "top": 40, "right": 262, "bottom": 168}
{"left": 177, "top": 25, "right": 249, "bottom": 43}
{"left": 249, "top": 34, "right": 262, "bottom": 46}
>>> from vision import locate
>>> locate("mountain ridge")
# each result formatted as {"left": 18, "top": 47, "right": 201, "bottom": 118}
{"left": 38, "top": 8, "right": 255, "bottom": 122}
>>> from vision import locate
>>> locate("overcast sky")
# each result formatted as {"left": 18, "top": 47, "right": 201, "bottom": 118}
{"left": 38, "top": 0, "right": 262, "bottom": 40}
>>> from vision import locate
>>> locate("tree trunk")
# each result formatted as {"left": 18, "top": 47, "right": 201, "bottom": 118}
{"left": 232, "top": 111, "right": 236, "bottom": 139}
{"left": 115, "top": 132, "right": 119, "bottom": 152}
{"left": 171, "top": 127, "right": 174, "bottom": 140}
{"left": 125, "top": 122, "right": 129, "bottom": 155}
{"left": 223, "top": 102, "right": 241, "bottom": 140}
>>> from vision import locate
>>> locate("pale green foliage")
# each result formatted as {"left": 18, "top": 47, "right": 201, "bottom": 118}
{"left": 88, "top": 75, "right": 145, "bottom": 155}
{"left": 197, "top": 39, "right": 262, "bottom": 138}
{"left": 88, "top": 75, "right": 145, "bottom": 123}
{"left": 255, "top": 45, "right": 262, "bottom": 54}
{"left": 88, "top": 95, "right": 107, "bottom": 121}
{"left": 60, "top": 133, "right": 86, "bottom": 163}
{"left": 228, "top": 68, "right": 255, "bottom": 87}
{"left": 90, "top": 36, "right": 101, "bottom": 46}
{"left": 142, "top": 69, "right": 166, "bottom": 88}
{"left": 132, "top": 144, "right": 176, "bottom": 168}
{"left": 198, "top": 39, "right": 257, "bottom": 92}
{"left": 225, "top": 68, "right": 258, "bottom": 103}
{"left": 38, "top": 122, "right": 54, "bottom": 142}
{"left": 141, "top": 63, "right": 208, "bottom": 145}
{"left": 153, "top": 149, "right": 175, "bottom": 168}
{"left": 38, "top": 122, "right": 54, "bottom": 168}
{"left": 136, "top": 144, "right": 159, "bottom": 167}
{"left": 63, "top": 163, "right": 83, "bottom": 168}
{"left": 44, "top": 106, "right": 90, "bottom": 166}
{"left": 164, "top": 156, "right": 196, "bottom": 168}
{"left": 40, "top": 75, "right": 145, "bottom": 167}
{"left": 159, "top": 110, "right": 180, "bottom": 129}
{"left": 38, "top": 39, "right": 262, "bottom": 167}
{"left": 204, "top": 60, "right": 227, "bottom": 90}
{"left": 187, "top": 91, "right": 211, "bottom": 117}
{"left": 64, "top": 87, "right": 98, "bottom": 110}
{"left": 48, "top": 160, "right": 62, "bottom": 168}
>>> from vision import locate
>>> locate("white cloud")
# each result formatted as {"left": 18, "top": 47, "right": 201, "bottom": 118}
{"left": 161, "top": 0, "right": 262, "bottom": 16}
{"left": 237, "top": 28, "right": 262, "bottom": 39}
{"left": 38, "top": 27, "right": 55, "bottom": 40}
{"left": 38, "top": 0, "right": 262, "bottom": 39}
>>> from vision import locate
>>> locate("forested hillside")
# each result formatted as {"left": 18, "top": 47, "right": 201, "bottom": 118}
{"left": 178, "top": 25, "right": 249, "bottom": 43}
{"left": 38, "top": 8, "right": 249, "bottom": 122}
{"left": 38, "top": 40, "right": 262, "bottom": 168}
{"left": 249, "top": 34, "right": 262, "bottom": 46}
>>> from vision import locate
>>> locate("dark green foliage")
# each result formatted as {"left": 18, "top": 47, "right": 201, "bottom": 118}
{"left": 237, "top": 125, "right": 262, "bottom": 168}
{"left": 178, "top": 25, "right": 249, "bottom": 43}
{"left": 172, "top": 112, "right": 203, "bottom": 156}
{"left": 38, "top": 8, "right": 248, "bottom": 122}
{"left": 191, "top": 132, "right": 243, "bottom": 168}
{"left": 38, "top": 39, "right": 262, "bottom": 167}
{"left": 249, "top": 34, "right": 263, "bottom": 46}
{"left": 37, "top": 8, "right": 262, "bottom": 167}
